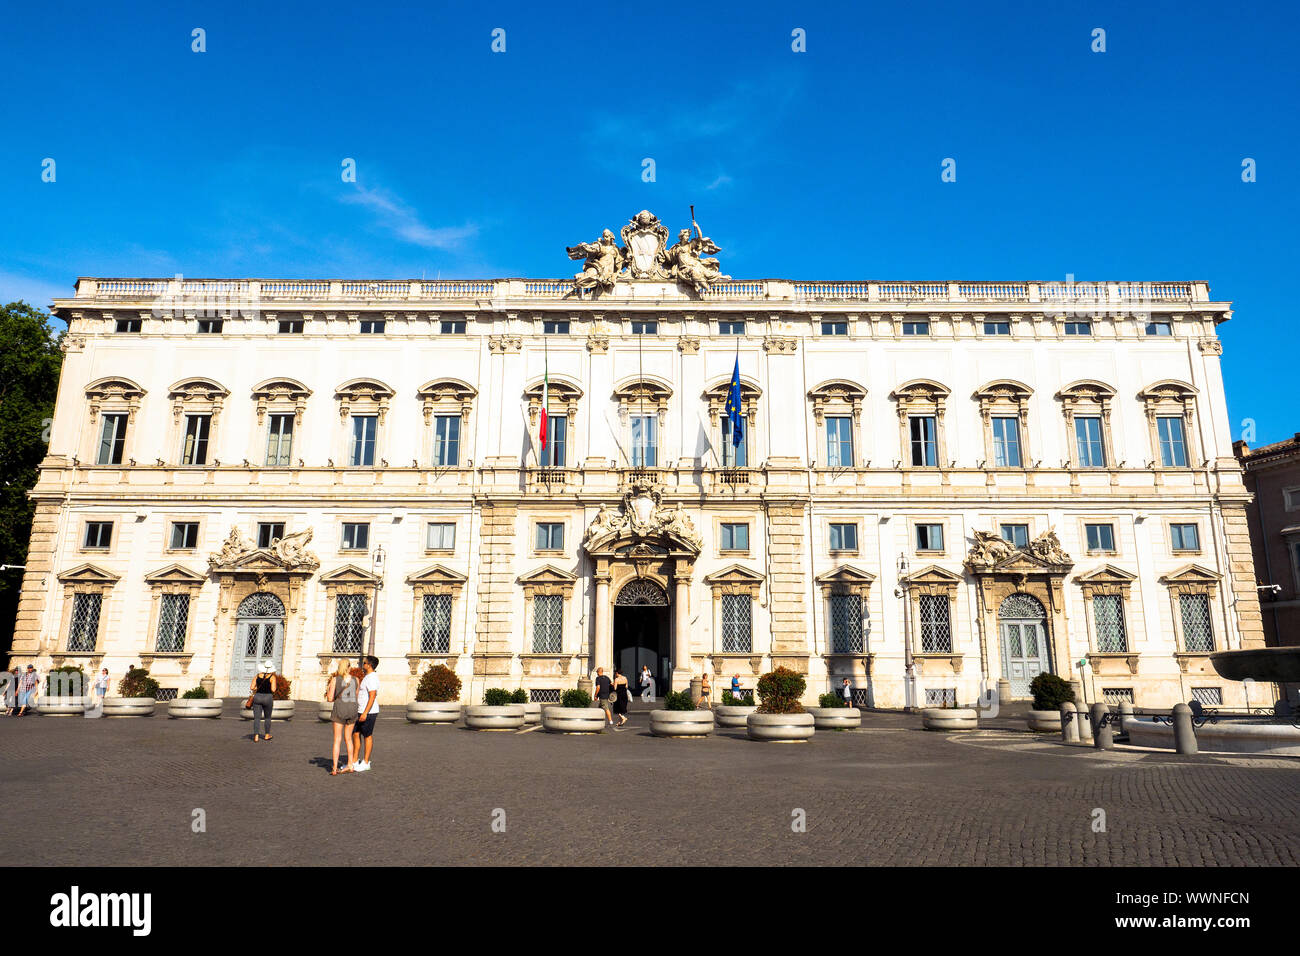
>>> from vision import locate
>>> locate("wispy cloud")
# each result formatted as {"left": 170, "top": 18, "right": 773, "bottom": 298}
{"left": 705, "top": 174, "right": 733, "bottom": 191}
{"left": 339, "top": 185, "right": 477, "bottom": 250}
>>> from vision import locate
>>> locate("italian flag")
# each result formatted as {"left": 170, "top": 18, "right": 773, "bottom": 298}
{"left": 539, "top": 361, "right": 549, "bottom": 460}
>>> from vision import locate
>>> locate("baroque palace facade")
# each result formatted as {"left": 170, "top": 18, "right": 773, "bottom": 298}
{"left": 12, "top": 211, "right": 1264, "bottom": 708}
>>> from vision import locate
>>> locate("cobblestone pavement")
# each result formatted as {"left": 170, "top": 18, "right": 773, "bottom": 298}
{"left": 3, "top": 707, "right": 1297, "bottom": 866}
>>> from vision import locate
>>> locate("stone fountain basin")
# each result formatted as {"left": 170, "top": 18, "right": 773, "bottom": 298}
{"left": 1209, "top": 647, "right": 1300, "bottom": 683}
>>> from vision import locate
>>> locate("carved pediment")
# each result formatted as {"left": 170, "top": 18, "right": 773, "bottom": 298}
{"left": 965, "top": 529, "right": 1072, "bottom": 574}
{"left": 406, "top": 564, "right": 468, "bottom": 586}
{"left": 144, "top": 564, "right": 207, "bottom": 585}
{"left": 903, "top": 564, "right": 963, "bottom": 585}
{"left": 581, "top": 480, "right": 702, "bottom": 554}
{"left": 1159, "top": 564, "right": 1222, "bottom": 586}
{"left": 319, "top": 564, "right": 382, "bottom": 586}
{"left": 517, "top": 564, "right": 577, "bottom": 586}
{"left": 207, "top": 526, "right": 320, "bottom": 574}
{"left": 703, "top": 564, "right": 765, "bottom": 587}
{"left": 1074, "top": 564, "right": 1137, "bottom": 585}
{"left": 815, "top": 565, "right": 877, "bottom": 588}
{"left": 57, "top": 563, "right": 121, "bottom": 585}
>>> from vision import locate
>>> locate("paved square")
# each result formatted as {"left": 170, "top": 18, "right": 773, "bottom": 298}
{"left": 3, "top": 707, "right": 1298, "bottom": 866}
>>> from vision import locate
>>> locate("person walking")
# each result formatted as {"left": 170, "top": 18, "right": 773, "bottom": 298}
{"left": 16, "top": 664, "right": 39, "bottom": 717}
{"left": 612, "top": 669, "right": 630, "bottom": 728}
{"left": 350, "top": 656, "right": 380, "bottom": 772}
{"left": 840, "top": 677, "right": 854, "bottom": 706}
{"left": 3, "top": 667, "right": 19, "bottom": 715}
{"left": 86, "top": 667, "right": 109, "bottom": 719}
{"left": 593, "top": 667, "right": 613, "bottom": 727}
{"left": 324, "top": 659, "right": 359, "bottom": 775}
{"left": 699, "top": 672, "right": 712, "bottom": 709}
{"left": 246, "top": 660, "right": 277, "bottom": 742}
{"left": 730, "top": 674, "right": 741, "bottom": 701}
{"left": 639, "top": 665, "right": 655, "bottom": 703}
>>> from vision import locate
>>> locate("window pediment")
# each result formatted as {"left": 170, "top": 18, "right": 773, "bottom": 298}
{"left": 525, "top": 377, "right": 582, "bottom": 426}
{"left": 816, "top": 564, "right": 876, "bottom": 595}
{"left": 518, "top": 564, "right": 576, "bottom": 597}
{"left": 704, "top": 563, "right": 764, "bottom": 596}
{"left": 168, "top": 378, "right": 229, "bottom": 402}
{"left": 406, "top": 564, "right": 468, "bottom": 586}
{"left": 335, "top": 379, "right": 395, "bottom": 421}
{"left": 1138, "top": 380, "right": 1197, "bottom": 404}
{"left": 1075, "top": 564, "right": 1137, "bottom": 596}
{"left": 808, "top": 380, "right": 866, "bottom": 421}
{"left": 1056, "top": 380, "right": 1116, "bottom": 406}
{"left": 613, "top": 377, "right": 672, "bottom": 415}
{"left": 85, "top": 377, "right": 145, "bottom": 422}
{"left": 57, "top": 563, "right": 121, "bottom": 586}
{"left": 704, "top": 377, "right": 760, "bottom": 416}
{"left": 1159, "top": 564, "right": 1221, "bottom": 589}
{"left": 320, "top": 564, "right": 382, "bottom": 588}
{"left": 144, "top": 563, "right": 207, "bottom": 586}
{"left": 892, "top": 379, "right": 950, "bottom": 405}
{"left": 973, "top": 380, "right": 1032, "bottom": 405}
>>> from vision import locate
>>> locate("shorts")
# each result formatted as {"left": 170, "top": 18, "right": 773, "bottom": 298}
{"left": 18, "top": 691, "right": 33, "bottom": 707}
{"left": 354, "top": 713, "right": 377, "bottom": 737}
{"left": 598, "top": 697, "right": 612, "bottom": 714}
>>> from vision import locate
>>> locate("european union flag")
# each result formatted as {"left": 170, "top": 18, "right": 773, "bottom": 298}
{"left": 725, "top": 354, "right": 743, "bottom": 447}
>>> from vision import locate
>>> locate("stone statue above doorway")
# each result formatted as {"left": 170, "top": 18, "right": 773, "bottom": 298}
{"left": 581, "top": 478, "right": 703, "bottom": 552}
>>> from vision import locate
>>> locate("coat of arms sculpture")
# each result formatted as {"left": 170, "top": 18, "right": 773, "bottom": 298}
{"left": 566, "top": 210, "right": 730, "bottom": 297}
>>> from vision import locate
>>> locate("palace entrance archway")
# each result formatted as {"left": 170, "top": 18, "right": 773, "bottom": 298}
{"left": 614, "top": 579, "right": 670, "bottom": 695}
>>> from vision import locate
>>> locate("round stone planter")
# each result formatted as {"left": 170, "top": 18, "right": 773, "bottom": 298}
{"left": 921, "top": 707, "right": 978, "bottom": 731}
{"left": 239, "top": 699, "right": 296, "bottom": 721}
{"left": 318, "top": 702, "right": 333, "bottom": 722}
{"left": 37, "top": 697, "right": 87, "bottom": 717}
{"left": 103, "top": 697, "right": 157, "bottom": 718}
{"left": 523, "top": 702, "right": 543, "bottom": 725}
{"left": 464, "top": 704, "right": 526, "bottom": 731}
{"left": 167, "top": 698, "right": 223, "bottom": 719}
{"left": 650, "top": 709, "right": 714, "bottom": 737}
{"left": 807, "top": 706, "right": 862, "bottom": 730}
{"left": 1027, "top": 709, "right": 1062, "bottom": 733}
{"left": 747, "top": 711, "right": 815, "bottom": 742}
{"left": 406, "top": 701, "right": 462, "bottom": 724}
{"left": 714, "top": 704, "right": 755, "bottom": 728}
{"left": 542, "top": 707, "right": 607, "bottom": 734}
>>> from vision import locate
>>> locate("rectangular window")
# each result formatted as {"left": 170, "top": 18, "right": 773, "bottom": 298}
{"left": 543, "top": 320, "right": 569, "bottom": 335}
{"left": 1170, "top": 522, "right": 1200, "bottom": 552}
{"left": 909, "top": 415, "right": 937, "bottom": 467}
{"left": 918, "top": 594, "right": 951, "bottom": 653}
{"left": 536, "top": 522, "right": 564, "bottom": 551}
{"left": 830, "top": 593, "right": 863, "bottom": 653}
{"left": 983, "top": 319, "right": 1011, "bottom": 335}
{"left": 902, "top": 320, "right": 929, "bottom": 336}
{"left": 720, "top": 416, "right": 748, "bottom": 467}
{"left": 420, "top": 594, "right": 452, "bottom": 653}
{"left": 432, "top": 415, "right": 461, "bottom": 467}
{"left": 1075, "top": 415, "right": 1106, "bottom": 467}
{"left": 829, "top": 523, "right": 858, "bottom": 552}
{"left": 1179, "top": 593, "right": 1215, "bottom": 652}
{"left": 440, "top": 320, "right": 466, "bottom": 334}
{"left": 1085, "top": 523, "right": 1116, "bottom": 553}
{"left": 1000, "top": 523, "right": 1030, "bottom": 549}
{"left": 631, "top": 415, "right": 658, "bottom": 468}
{"left": 1093, "top": 594, "right": 1127, "bottom": 653}
{"left": 720, "top": 522, "right": 749, "bottom": 551}
{"left": 97, "top": 413, "right": 128, "bottom": 465}
{"left": 719, "top": 320, "right": 745, "bottom": 335}
{"left": 991, "top": 416, "right": 1022, "bottom": 467}
{"left": 277, "top": 319, "right": 303, "bottom": 334}
{"left": 115, "top": 318, "right": 142, "bottom": 333}
{"left": 181, "top": 414, "right": 211, "bottom": 465}
{"left": 543, "top": 416, "right": 567, "bottom": 467}
{"left": 532, "top": 594, "right": 563, "bottom": 653}
{"left": 156, "top": 593, "right": 190, "bottom": 653}
{"left": 631, "top": 320, "right": 657, "bottom": 334}
{"left": 916, "top": 523, "right": 944, "bottom": 552}
{"left": 426, "top": 522, "right": 456, "bottom": 551}
{"left": 1145, "top": 320, "right": 1173, "bottom": 336}
{"left": 341, "top": 522, "right": 370, "bottom": 550}
{"left": 257, "top": 522, "right": 285, "bottom": 549}
{"left": 826, "top": 416, "right": 854, "bottom": 468}
{"left": 359, "top": 319, "right": 385, "bottom": 334}
{"left": 265, "top": 414, "right": 294, "bottom": 466}
{"left": 350, "top": 415, "right": 377, "bottom": 466}
{"left": 333, "top": 593, "right": 367, "bottom": 653}
{"left": 1157, "top": 416, "right": 1189, "bottom": 467}
{"left": 196, "top": 319, "right": 223, "bottom": 334}
{"left": 83, "top": 521, "right": 113, "bottom": 550}
{"left": 721, "top": 594, "right": 752, "bottom": 652}
{"left": 169, "top": 522, "right": 199, "bottom": 550}
{"left": 821, "top": 320, "right": 848, "bottom": 336}
{"left": 67, "top": 592, "right": 102, "bottom": 652}
{"left": 1064, "top": 321, "right": 1092, "bottom": 336}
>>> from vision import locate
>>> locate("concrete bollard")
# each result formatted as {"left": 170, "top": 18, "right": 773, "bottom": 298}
{"left": 1172, "top": 702, "right": 1197, "bottom": 755}
{"left": 1075, "top": 707, "right": 1091, "bottom": 742}
{"left": 1116, "top": 701, "right": 1134, "bottom": 741}
{"left": 1061, "top": 701, "right": 1078, "bottom": 743}
{"left": 1090, "top": 702, "right": 1113, "bottom": 750}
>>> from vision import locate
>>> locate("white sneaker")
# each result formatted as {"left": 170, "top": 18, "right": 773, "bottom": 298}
{"left": 354, "top": 761, "right": 370, "bottom": 772}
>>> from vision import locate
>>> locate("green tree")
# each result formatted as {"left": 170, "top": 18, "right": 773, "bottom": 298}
{"left": 0, "top": 302, "right": 63, "bottom": 666}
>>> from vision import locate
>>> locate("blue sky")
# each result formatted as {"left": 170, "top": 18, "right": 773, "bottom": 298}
{"left": 2, "top": 0, "right": 1296, "bottom": 443}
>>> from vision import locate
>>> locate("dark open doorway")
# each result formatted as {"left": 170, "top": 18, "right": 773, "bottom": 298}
{"left": 613, "top": 600, "right": 670, "bottom": 699}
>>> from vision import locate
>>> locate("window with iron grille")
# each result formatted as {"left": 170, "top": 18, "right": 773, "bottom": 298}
{"left": 1092, "top": 594, "right": 1127, "bottom": 652}
{"left": 925, "top": 688, "right": 956, "bottom": 707}
{"left": 156, "top": 687, "right": 179, "bottom": 701}
{"left": 1190, "top": 686, "right": 1223, "bottom": 706}
{"left": 918, "top": 594, "right": 951, "bottom": 653}
{"left": 333, "top": 594, "right": 367, "bottom": 653}
{"left": 67, "top": 592, "right": 102, "bottom": 652}
{"left": 1179, "top": 593, "right": 1215, "bottom": 652}
{"left": 532, "top": 594, "right": 563, "bottom": 653}
{"left": 830, "top": 593, "right": 863, "bottom": 653}
{"left": 420, "top": 594, "right": 452, "bottom": 653}
{"left": 156, "top": 593, "right": 189, "bottom": 652}
{"left": 721, "top": 594, "right": 752, "bottom": 652}
{"left": 1102, "top": 687, "right": 1134, "bottom": 704}
{"left": 531, "top": 688, "right": 561, "bottom": 703}
{"left": 851, "top": 688, "right": 869, "bottom": 707}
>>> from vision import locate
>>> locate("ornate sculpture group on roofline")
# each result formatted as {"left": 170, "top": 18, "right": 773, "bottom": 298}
{"left": 581, "top": 478, "right": 703, "bottom": 552}
{"left": 566, "top": 210, "right": 731, "bottom": 297}
{"left": 964, "top": 529, "right": 1073, "bottom": 572}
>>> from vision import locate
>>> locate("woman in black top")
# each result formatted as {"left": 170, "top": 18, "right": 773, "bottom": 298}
{"left": 246, "top": 659, "right": 277, "bottom": 742}
{"left": 612, "top": 669, "right": 630, "bottom": 728}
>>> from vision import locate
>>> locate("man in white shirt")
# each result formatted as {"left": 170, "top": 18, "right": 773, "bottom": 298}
{"left": 351, "top": 656, "right": 381, "bottom": 772}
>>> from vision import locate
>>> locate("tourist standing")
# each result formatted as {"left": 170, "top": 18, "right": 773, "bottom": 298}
{"left": 85, "top": 667, "right": 109, "bottom": 719}
{"left": 593, "top": 667, "right": 613, "bottom": 726}
{"left": 840, "top": 677, "right": 854, "bottom": 706}
{"left": 16, "top": 664, "right": 39, "bottom": 716}
{"left": 247, "top": 660, "right": 277, "bottom": 742}
{"left": 612, "top": 669, "right": 630, "bottom": 728}
{"left": 699, "top": 672, "right": 712, "bottom": 709}
{"left": 3, "top": 667, "right": 19, "bottom": 715}
{"left": 730, "top": 674, "right": 741, "bottom": 700}
{"left": 351, "top": 656, "right": 380, "bottom": 772}
{"left": 324, "top": 659, "right": 359, "bottom": 775}
{"left": 639, "top": 665, "right": 655, "bottom": 703}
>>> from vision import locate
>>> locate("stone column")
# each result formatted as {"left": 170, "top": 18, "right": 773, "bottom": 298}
{"left": 673, "top": 574, "right": 692, "bottom": 691}
{"left": 593, "top": 569, "right": 611, "bottom": 675}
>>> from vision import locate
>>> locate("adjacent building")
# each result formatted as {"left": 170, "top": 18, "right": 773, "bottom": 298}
{"left": 1235, "top": 433, "right": 1300, "bottom": 672}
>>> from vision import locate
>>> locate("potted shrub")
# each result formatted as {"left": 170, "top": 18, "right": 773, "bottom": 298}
{"left": 104, "top": 666, "right": 158, "bottom": 717}
{"left": 747, "top": 667, "right": 815, "bottom": 741}
{"left": 542, "top": 688, "right": 606, "bottom": 734}
{"left": 650, "top": 690, "right": 714, "bottom": 737}
{"left": 406, "top": 664, "right": 462, "bottom": 724}
{"left": 37, "top": 665, "right": 87, "bottom": 716}
{"left": 240, "top": 673, "right": 295, "bottom": 721}
{"left": 464, "top": 687, "right": 526, "bottom": 731}
{"left": 715, "top": 688, "right": 755, "bottom": 728}
{"left": 168, "top": 685, "right": 223, "bottom": 719}
{"left": 1027, "top": 673, "right": 1074, "bottom": 732}
{"left": 807, "top": 691, "right": 862, "bottom": 730}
